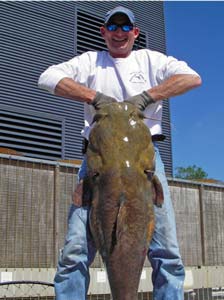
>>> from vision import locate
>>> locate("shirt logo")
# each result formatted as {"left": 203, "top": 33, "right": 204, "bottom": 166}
{"left": 129, "top": 71, "right": 146, "bottom": 83}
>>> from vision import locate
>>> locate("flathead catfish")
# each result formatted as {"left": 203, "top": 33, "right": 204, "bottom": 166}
{"left": 84, "top": 102, "right": 164, "bottom": 300}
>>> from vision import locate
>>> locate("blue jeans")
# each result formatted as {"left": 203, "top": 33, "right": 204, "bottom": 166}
{"left": 54, "top": 146, "right": 185, "bottom": 300}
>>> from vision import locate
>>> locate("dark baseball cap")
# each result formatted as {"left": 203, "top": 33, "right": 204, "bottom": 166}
{"left": 104, "top": 6, "right": 136, "bottom": 24}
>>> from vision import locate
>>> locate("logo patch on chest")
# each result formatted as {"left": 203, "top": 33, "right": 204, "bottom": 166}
{"left": 129, "top": 71, "right": 146, "bottom": 83}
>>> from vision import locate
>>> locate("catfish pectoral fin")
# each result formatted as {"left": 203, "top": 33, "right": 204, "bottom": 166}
{"left": 144, "top": 170, "right": 163, "bottom": 206}
{"left": 82, "top": 176, "right": 94, "bottom": 206}
{"left": 152, "top": 174, "right": 164, "bottom": 207}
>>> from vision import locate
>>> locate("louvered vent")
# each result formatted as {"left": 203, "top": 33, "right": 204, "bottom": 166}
{"left": 0, "top": 105, "right": 63, "bottom": 160}
{"left": 76, "top": 9, "right": 147, "bottom": 54}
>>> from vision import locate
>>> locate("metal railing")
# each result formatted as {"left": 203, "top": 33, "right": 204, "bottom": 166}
{"left": 1, "top": 281, "right": 224, "bottom": 300}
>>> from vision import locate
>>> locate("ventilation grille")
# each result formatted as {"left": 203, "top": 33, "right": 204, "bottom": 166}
{"left": 0, "top": 105, "right": 63, "bottom": 160}
{"left": 76, "top": 9, "right": 147, "bottom": 54}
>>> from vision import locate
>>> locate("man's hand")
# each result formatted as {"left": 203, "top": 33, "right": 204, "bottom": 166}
{"left": 91, "top": 92, "right": 117, "bottom": 110}
{"left": 124, "top": 91, "right": 156, "bottom": 111}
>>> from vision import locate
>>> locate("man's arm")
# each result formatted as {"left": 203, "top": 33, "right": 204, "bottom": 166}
{"left": 147, "top": 74, "right": 202, "bottom": 101}
{"left": 54, "top": 77, "right": 117, "bottom": 110}
{"left": 124, "top": 74, "right": 201, "bottom": 111}
{"left": 55, "top": 77, "right": 96, "bottom": 104}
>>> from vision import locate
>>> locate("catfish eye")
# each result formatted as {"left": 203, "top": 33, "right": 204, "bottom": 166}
{"left": 91, "top": 112, "right": 108, "bottom": 124}
{"left": 92, "top": 114, "right": 102, "bottom": 123}
{"left": 92, "top": 172, "right": 100, "bottom": 181}
{"left": 93, "top": 172, "right": 99, "bottom": 178}
{"left": 88, "top": 171, "right": 99, "bottom": 179}
{"left": 144, "top": 170, "right": 154, "bottom": 181}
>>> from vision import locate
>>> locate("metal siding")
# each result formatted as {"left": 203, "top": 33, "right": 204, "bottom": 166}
{"left": 0, "top": 104, "right": 64, "bottom": 160}
{"left": 1, "top": 1, "right": 172, "bottom": 174}
{"left": 160, "top": 101, "right": 173, "bottom": 176}
{"left": 1, "top": 1, "right": 84, "bottom": 160}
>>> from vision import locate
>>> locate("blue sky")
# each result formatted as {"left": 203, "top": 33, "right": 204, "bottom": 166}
{"left": 164, "top": 1, "right": 224, "bottom": 181}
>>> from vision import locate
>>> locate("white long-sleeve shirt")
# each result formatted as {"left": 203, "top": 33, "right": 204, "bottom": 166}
{"left": 38, "top": 49, "right": 199, "bottom": 139}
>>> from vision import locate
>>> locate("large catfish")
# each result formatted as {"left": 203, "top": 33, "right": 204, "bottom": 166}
{"left": 84, "top": 102, "right": 164, "bottom": 300}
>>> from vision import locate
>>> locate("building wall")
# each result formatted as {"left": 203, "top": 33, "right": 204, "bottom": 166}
{"left": 1, "top": 1, "right": 173, "bottom": 175}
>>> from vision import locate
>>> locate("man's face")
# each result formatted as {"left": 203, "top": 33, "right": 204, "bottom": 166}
{"left": 100, "top": 14, "right": 140, "bottom": 58}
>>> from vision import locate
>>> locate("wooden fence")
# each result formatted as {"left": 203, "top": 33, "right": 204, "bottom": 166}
{"left": 0, "top": 154, "right": 224, "bottom": 269}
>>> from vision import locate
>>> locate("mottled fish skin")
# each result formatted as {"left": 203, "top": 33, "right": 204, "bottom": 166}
{"left": 85, "top": 102, "right": 163, "bottom": 300}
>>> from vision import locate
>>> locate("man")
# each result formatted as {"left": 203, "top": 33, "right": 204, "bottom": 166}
{"left": 38, "top": 6, "right": 201, "bottom": 300}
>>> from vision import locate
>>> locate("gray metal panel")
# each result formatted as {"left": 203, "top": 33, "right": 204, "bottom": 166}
{"left": 160, "top": 101, "right": 173, "bottom": 176}
{"left": 1, "top": 1, "right": 84, "bottom": 160}
{"left": 0, "top": 104, "right": 63, "bottom": 160}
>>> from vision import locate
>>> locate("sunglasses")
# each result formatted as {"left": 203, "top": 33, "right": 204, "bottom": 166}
{"left": 106, "top": 24, "right": 134, "bottom": 32}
